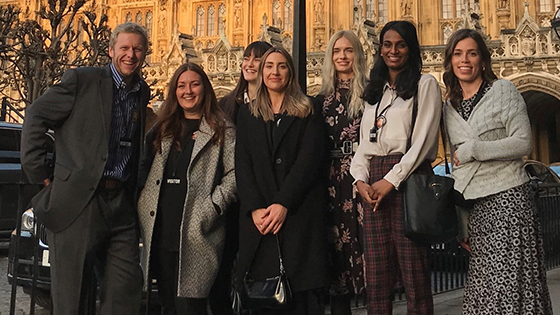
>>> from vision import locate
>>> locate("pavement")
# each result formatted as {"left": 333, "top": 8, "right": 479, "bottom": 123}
{"left": 1, "top": 251, "right": 559, "bottom": 314}
{"left": 350, "top": 267, "right": 560, "bottom": 314}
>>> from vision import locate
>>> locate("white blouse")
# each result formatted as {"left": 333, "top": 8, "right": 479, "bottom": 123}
{"left": 350, "top": 74, "right": 442, "bottom": 189}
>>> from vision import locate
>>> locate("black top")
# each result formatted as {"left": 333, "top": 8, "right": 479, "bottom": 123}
{"left": 153, "top": 118, "right": 200, "bottom": 252}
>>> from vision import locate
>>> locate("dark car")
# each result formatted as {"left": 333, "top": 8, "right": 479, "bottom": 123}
{"left": 523, "top": 160, "right": 560, "bottom": 184}
{"left": 0, "top": 122, "right": 53, "bottom": 248}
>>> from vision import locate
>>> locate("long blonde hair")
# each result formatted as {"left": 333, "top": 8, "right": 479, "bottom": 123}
{"left": 250, "top": 47, "right": 312, "bottom": 121}
{"left": 319, "top": 30, "right": 367, "bottom": 119}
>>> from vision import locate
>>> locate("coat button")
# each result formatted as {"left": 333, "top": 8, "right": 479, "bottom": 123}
{"left": 149, "top": 211, "right": 155, "bottom": 217}
{"left": 101, "top": 156, "right": 107, "bottom": 161}
{"left": 156, "top": 180, "right": 160, "bottom": 185}
{"left": 276, "top": 158, "right": 282, "bottom": 164}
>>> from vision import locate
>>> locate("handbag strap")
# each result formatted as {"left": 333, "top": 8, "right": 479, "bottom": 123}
{"left": 440, "top": 105, "right": 451, "bottom": 175}
{"left": 275, "top": 234, "right": 286, "bottom": 274}
{"left": 246, "top": 234, "right": 286, "bottom": 277}
{"left": 407, "top": 90, "right": 451, "bottom": 175}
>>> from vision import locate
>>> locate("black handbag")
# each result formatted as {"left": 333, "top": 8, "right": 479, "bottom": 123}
{"left": 401, "top": 96, "right": 458, "bottom": 245}
{"left": 241, "top": 234, "right": 292, "bottom": 311}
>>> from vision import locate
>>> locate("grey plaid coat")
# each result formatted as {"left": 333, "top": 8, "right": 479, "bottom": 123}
{"left": 137, "top": 118, "right": 237, "bottom": 298}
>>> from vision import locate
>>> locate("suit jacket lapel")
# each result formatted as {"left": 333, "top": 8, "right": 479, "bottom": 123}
{"left": 99, "top": 66, "right": 114, "bottom": 140}
{"left": 271, "top": 115, "right": 296, "bottom": 158}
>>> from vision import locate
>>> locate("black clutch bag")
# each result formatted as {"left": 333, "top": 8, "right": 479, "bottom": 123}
{"left": 242, "top": 234, "right": 292, "bottom": 310}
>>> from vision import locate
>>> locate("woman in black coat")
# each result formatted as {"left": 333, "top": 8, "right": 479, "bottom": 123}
{"left": 235, "top": 47, "right": 329, "bottom": 314}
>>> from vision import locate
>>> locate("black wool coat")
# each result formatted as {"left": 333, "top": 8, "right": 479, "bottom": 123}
{"left": 234, "top": 102, "right": 329, "bottom": 293}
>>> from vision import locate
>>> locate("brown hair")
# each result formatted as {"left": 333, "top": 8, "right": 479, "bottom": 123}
{"left": 443, "top": 29, "right": 497, "bottom": 109}
{"left": 151, "top": 63, "right": 229, "bottom": 152}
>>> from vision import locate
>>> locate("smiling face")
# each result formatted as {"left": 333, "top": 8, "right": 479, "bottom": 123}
{"left": 108, "top": 32, "right": 146, "bottom": 84}
{"left": 380, "top": 29, "right": 409, "bottom": 75}
{"left": 262, "top": 52, "right": 290, "bottom": 93}
{"left": 242, "top": 51, "right": 263, "bottom": 84}
{"left": 451, "top": 37, "right": 483, "bottom": 86}
{"left": 176, "top": 70, "right": 204, "bottom": 119}
{"left": 332, "top": 36, "right": 355, "bottom": 79}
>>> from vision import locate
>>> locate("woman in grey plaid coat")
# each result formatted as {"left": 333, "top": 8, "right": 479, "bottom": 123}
{"left": 137, "top": 63, "right": 236, "bottom": 314}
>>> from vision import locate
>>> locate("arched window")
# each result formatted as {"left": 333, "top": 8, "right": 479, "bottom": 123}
{"left": 136, "top": 11, "right": 142, "bottom": 25}
{"left": 272, "top": 0, "right": 281, "bottom": 28}
{"left": 125, "top": 12, "right": 132, "bottom": 22}
{"left": 442, "top": 0, "right": 452, "bottom": 18}
{"left": 207, "top": 5, "right": 216, "bottom": 36}
{"left": 284, "top": 0, "right": 293, "bottom": 31}
{"left": 197, "top": 6, "right": 205, "bottom": 37}
{"left": 218, "top": 4, "right": 226, "bottom": 35}
{"left": 366, "top": 0, "right": 375, "bottom": 21}
{"left": 146, "top": 11, "right": 153, "bottom": 38}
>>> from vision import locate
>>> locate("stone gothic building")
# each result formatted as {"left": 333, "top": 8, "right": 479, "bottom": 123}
{"left": 1, "top": 0, "right": 560, "bottom": 163}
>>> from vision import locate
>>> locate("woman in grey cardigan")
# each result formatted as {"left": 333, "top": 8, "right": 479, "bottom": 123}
{"left": 138, "top": 63, "right": 236, "bottom": 314}
{"left": 443, "top": 29, "right": 552, "bottom": 315}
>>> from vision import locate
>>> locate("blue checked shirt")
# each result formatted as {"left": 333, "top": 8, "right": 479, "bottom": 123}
{"left": 102, "top": 63, "right": 142, "bottom": 181}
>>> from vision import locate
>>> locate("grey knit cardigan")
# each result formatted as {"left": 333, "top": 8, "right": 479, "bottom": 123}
{"left": 444, "top": 79, "right": 531, "bottom": 200}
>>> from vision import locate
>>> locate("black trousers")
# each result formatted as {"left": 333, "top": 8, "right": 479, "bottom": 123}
{"left": 151, "top": 248, "right": 208, "bottom": 315}
{"left": 46, "top": 185, "right": 143, "bottom": 315}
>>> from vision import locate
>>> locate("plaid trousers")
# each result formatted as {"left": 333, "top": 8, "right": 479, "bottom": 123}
{"left": 362, "top": 155, "right": 433, "bottom": 315}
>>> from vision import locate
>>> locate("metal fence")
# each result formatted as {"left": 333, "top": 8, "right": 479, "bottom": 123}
{"left": 424, "top": 181, "right": 560, "bottom": 297}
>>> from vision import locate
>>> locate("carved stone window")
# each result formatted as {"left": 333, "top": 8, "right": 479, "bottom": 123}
{"left": 208, "top": 5, "right": 216, "bottom": 36}
{"left": 146, "top": 11, "right": 153, "bottom": 38}
{"left": 272, "top": 0, "right": 281, "bottom": 28}
{"left": 136, "top": 11, "right": 142, "bottom": 25}
{"left": 443, "top": 24, "right": 453, "bottom": 44}
{"left": 284, "top": 0, "right": 293, "bottom": 31}
{"left": 126, "top": 12, "right": 133, "bottom": 22}
{"left": 442, "top": 0, "right": 452, "bottom": 19}
{"left": 378, "top": 0, "right": 387, "bottom": 23}
{"left": 197, "top": 6, "right": 205, "bottom": 37}
{"left": 456, "top": 0, "right": 475, "bottom": 16}
{"left": 366, "top": 0, "right": 375, "bottom": 21}
{"left": 541, "top": 0, "right": 552, "bottom": 12}
{"left": 218, "top": 4, "right": 226, "bottom": 35}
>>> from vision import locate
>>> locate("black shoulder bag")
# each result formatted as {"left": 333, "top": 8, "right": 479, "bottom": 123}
{"left": 240, "top": 234, "right": 292, "bottom": 311}
{"left": 401, "top": 96, "right": 458, "bottom": 245}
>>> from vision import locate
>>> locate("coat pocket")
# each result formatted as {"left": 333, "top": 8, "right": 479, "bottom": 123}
{"left": 53, "top": 162, "right": 72, "bottom": 181}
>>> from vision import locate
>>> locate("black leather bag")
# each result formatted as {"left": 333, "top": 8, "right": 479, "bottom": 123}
{"left": 241, "top": 235, "right": 292, "bottom": 311}
{"left": 402, "top": 172, "right": 458, "bottom": 244}
{"left": 402, "top": 96, "right": 458, "bottom": 245}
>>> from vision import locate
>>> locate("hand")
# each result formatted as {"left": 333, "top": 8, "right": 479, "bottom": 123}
{"left": 458, "top": 237, "right": 471, "bottom": 252}
{"left": 356, "top": 180, "right": 375, "bottom": 206}
{"left": 43, "top": 178, "right": 51, "bottom": 187}
{"left": 261, "top": 204, "right": 288, "bottom": 235}
{"left": 251, "top": 208, "right": 270, "bottom": 235}
{"left": 370, "top": 179, "right": 394, "bottom": 212}
{"left": 453, "top": 151, "right": 460, "bottom": 166}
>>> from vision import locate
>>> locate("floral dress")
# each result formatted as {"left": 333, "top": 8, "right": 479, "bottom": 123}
{"left": 320, "top": 78, "right": 366, "bottom": 296}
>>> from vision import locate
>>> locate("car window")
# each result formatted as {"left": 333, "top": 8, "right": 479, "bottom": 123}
{"left": 0, "top": 128, "right": 18, "bottom": 151}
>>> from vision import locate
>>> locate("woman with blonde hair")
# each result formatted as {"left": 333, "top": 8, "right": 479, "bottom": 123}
{"left": 315, "top": 30, "right": 367, "bottom": 315}
{"left": 138, "top": 62, "right": 237, "bottom": 314}
{"left": 235, "top": 46, "right": 329, "bottom": 314}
